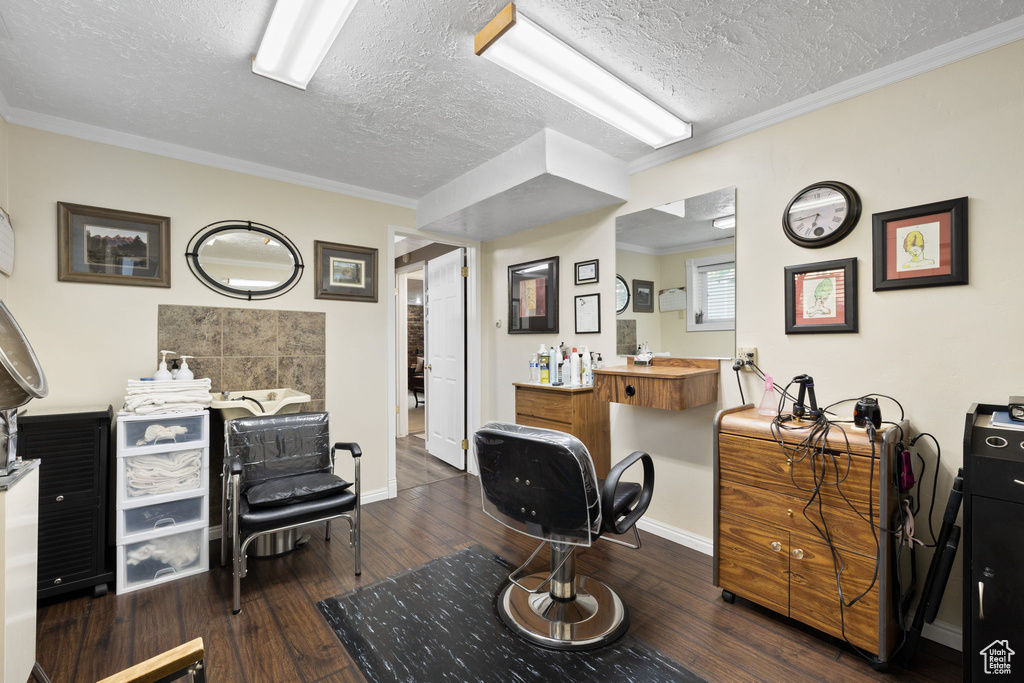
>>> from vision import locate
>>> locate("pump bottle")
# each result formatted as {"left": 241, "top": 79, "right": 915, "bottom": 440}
{"left": 154, "top": 350, "right": 174, "bottom": 381}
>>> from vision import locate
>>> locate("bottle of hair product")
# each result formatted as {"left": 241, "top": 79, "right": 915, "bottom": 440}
{"left": 569, "top": 348, "right": 580, "bottom": 387}
{"left": 581, "top": 346, "right": 592, "bottom": 386}
{"left": 549, "top": 345, "right": 560, "bottom": 385}
{"left": 539, "top": 345, "right": 550, "bottom": 384}
{"left": 530, "top": 354, "right": 539, "bottom": 383}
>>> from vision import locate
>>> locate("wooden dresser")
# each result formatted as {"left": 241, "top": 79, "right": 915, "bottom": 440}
{"left": 513, "top": 384, "right": 611, "bottom": 477}
{"left": 714, "top": 406, "right": 904, "bottom": 663}
{"left": 593, "top": 357, "right": 719, "bottom": 411}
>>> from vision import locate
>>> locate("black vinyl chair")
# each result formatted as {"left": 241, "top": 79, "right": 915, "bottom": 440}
{"left": 220, "top": 412, "right": 361, "bottom": 614}
{"left": 473, "top": 421, "right": 654, "bottom": 651}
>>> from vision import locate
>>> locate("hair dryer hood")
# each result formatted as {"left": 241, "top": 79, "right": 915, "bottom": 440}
{"left": 0, "top": 300, "right": 48, "bottom": 409}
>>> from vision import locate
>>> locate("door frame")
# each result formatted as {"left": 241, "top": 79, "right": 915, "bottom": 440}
{"left": 386, "top": 226, "right": 481, "bottom": 498}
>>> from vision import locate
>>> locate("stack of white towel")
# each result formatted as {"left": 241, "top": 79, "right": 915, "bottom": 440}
{"left": 120, "top": 378, "right": 213, "bottom": 415}
{"left": 124, "top": 449, "right": 204, "bottom": 498}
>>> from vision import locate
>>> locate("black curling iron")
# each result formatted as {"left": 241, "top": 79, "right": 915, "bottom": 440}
{"left": 791, "top": 374, "right": 820, "bottom": 420}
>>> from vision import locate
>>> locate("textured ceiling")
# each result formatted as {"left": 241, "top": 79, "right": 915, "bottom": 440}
{"left": 0, "top": 1, "right": 1021, "bottom": 202}
{"left": 617, "top": 186, "right": 735, "bottom": 253}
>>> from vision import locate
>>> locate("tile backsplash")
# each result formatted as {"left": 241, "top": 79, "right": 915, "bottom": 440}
{"left": 157, "top": 304, "right": 326, "bottom": 412}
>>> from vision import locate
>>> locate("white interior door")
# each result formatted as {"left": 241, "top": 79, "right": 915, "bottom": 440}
{"left": 425, "top": 248, "right": 466, "bottom": 470}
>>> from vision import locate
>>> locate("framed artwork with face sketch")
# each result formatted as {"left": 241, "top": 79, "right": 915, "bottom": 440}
{"left": 872, "top": 197, "right": 968, "bottom": 291}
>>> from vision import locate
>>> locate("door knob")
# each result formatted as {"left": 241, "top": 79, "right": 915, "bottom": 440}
{"left": 791, "top": 548, "right": 804, "bottom": 559}
{"left": 424, "top": 364, "right": 432, "bottom": 371}
{"left": 786, "top": 509, "right": 793, "bottom": 517}
{"left": 770, "top": 541, "right": 782, "bottom": 552}
{"left": 625, "top": 384, "right": 636, "bottom": 397}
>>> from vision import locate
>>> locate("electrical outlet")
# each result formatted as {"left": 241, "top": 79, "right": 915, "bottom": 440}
{"left": 737, "top": 346, "right": 757, "bottom": 371}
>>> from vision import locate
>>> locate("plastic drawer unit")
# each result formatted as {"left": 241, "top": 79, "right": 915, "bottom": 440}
{"left": 115, "top": 410, "right": 210, "bottom": 593}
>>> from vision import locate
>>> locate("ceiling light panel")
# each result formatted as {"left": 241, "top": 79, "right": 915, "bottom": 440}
{"left": 712, "top": 215, "right": 736, "bottom": 230}
{"left": 252, "top": 0, "right": 359, "bottom": 90}
{"left": 475, "top": 4, "right": 691, "bottom": 149}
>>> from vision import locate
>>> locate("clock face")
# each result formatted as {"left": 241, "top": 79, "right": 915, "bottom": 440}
{"left": 615, "top": 275, "right": 630, "bottom": 314}
{"left": 783, "top": 181, "right": 861, "bottom": 248}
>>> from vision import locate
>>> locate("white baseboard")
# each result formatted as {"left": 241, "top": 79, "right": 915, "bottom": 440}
{"left": 635, "top": 517, "right": 962, "bottom": 651}
{"left": 636, "top": 517, "right": 714, "bottom": 556}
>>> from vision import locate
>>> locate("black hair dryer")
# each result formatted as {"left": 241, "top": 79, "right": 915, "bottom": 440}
{"left": 853, "top": 397, "right": 882, "bottom": 429}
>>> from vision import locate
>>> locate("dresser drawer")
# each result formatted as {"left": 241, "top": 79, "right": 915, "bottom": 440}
{"left": 118, "top": 413, "right": 208, "bottom": 454}
{"left": 117, "top": 527, "right": 208, "bottom": 594}
{"left": 515, "top": 386, "right": 572, "bottom": 419}
{"left": 719, "top": 481, "right": 876, "bottom": 555}
{"left": 969, "top": 454, "right": 1024, "bottom": 505}
{"left": 19, "top": 425, "right": 105, "bottom": 505}
{"left": 718, "top": 432, "right": 878, "bottom": 513}
{"left": 118, "top": 495, "right": 208, "bottom": 542}
{"left": 595, "top": 372, "right": 717, "bottom": 411}
{"left": 38, "top": 502, "right": 103, "bottom": 591}
{"left": 117, "top": 447, "right": 208, "bottom": 505}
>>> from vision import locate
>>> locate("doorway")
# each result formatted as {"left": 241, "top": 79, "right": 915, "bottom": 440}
{"left": 393, "top": 236, "right": 467, "bottom": 492}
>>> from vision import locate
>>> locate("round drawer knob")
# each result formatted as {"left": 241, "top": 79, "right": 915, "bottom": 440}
{"left": 770, "top": 541, "right": 782, "bottom": 552}
{"left": 56, "top": 495, "right": 64, "bottom": 502}
{"left": 625, "top": 384, "right": 636, "bottom": 397}
{"left": 786, "top": 509, "right": 793, "bottom": 517}
{"left": 792, "top": 548, "right": 804, "bottom": 559}
{"left": 54, "top": 578, "right": 62, "bottom": 585}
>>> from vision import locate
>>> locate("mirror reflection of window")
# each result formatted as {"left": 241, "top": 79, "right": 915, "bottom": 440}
{"left": 614, "top": 187, "right": 736, "bottom": 359}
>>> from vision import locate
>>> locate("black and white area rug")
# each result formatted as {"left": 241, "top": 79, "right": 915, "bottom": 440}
{"left": 317, "top": 545, "right": 704, "bottom": 682}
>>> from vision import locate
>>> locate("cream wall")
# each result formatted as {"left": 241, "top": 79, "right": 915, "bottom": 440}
{"left": 483, "top": 38, "right": 1024, "bottom": 632}
{"left": 614, "top": 248, "right": 660, "bottom": 353}
{"left": 6, "top": 125, "right": 415, "bottom": 493}
{"left": 0, "top": 115, "right": 9, "bottom": 301}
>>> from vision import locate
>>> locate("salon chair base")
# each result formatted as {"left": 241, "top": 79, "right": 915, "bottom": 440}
{"left": 497, "top": 573, "right": 629, "bottom": 651}
{"left": 252, "top": 529, "right": 310, "bottom": 557}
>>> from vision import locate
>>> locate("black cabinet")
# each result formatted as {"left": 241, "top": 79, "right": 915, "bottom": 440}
{"left": 17, "top": 406, "right": 114, "bottom": 599}
{"left": 963, "top": 404, "right": 1024, "bottom": 680}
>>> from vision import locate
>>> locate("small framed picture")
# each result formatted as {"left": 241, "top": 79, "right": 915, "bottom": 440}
{"left": 574, "top": 259, "right": 599, "bottom": 285}
{"left": 57, "top": 202, "right": 171, "bottom": 287}
{"left": 574, "top": 293, "right": 601, "bottom": 334}
{"left": 632, "top": 279, "right": 654, "bottom": 313}
{"left": 314, "top": 241, "right": 378, "bottom": 302}
{"left": 508, "top": 256, "right": 559, "bottom": 333}
{"left": 872, "top": 197, "right": 968, "bottom": 291}
{"left": 785, "top": 258, "right": 858, "bottom": 334}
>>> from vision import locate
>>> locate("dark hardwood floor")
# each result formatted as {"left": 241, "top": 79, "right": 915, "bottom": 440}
{"left": 396, "top": 432, "right": 464, "bottom": 491}
{"left": 37, "top": 475, "right": 961, "bottom": 682}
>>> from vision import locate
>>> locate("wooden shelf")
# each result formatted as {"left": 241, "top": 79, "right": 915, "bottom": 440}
{"left": 593, "top": 357, "right": 719, "bottom": 411}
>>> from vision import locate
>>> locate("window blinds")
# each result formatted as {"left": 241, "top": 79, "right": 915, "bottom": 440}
{"left": 697, "top": 262, "right": 735, "bottom": 323}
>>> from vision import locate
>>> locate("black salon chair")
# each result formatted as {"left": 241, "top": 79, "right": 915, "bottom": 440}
{"left": 473, "top": 421, "right": 654, "bottom": 650}
{"left": 220, "top": 412, "right": 361, "bottom": 614}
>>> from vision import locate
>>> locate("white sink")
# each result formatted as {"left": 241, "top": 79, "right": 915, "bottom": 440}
{"left": 209, "top": 388, "right": 311, "bottom": 419}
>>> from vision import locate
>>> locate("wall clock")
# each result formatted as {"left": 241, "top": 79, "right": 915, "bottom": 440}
{"left": 782, "top": 181, "right": 861, "bottom": 248}
{"left": 615, "top": 275, "right": 630, "bottom": 314}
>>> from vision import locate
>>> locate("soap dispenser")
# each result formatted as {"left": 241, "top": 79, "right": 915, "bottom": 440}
{"left": 176, "top": 355, "right": 195, "bottom": 381}
{"left": 154, "top": 350, "right": 174, "bottom": 381}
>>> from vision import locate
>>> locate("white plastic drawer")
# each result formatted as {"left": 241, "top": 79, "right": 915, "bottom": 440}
{"left": 117, "top": 448, "right": 208, "bottom": 505}
{"left": 118, "top": 495, "right": 207, "bottom": 542}
{"left": 118, "top": 413, "right": 208, "bottom": 454}
{"left": 117, "top": 527, "right": 209, "bottom": 594}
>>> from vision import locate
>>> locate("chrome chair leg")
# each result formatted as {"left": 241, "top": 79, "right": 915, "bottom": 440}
{"left": 219, "top": 465, "right": 229, "bottom": 568}
{"left": 325, "top": 520, "right": 331, "bottom": 541}
{"left": 231, "top": 475, "right": 242, "bottom": 615}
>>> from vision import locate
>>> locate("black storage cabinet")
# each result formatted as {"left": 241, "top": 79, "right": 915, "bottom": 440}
{"left": 963, "top": 403, "right": 1024, "bottom": 680}
{"left": 17, "top": 406, "right": 114, "bottom": 598}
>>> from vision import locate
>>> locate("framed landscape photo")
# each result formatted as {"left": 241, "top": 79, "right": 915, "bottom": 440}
{"left": 508, "top": 256, "right": 558, "bottom": 333}
{"left": 574, "top": 293, "right": 601, "bottom": 334}
{"left": 574, "top": 259, "right": 599, "bottom": 285}
{"left": 315, "top": 240, "right": 378, "bottom": 302}
{"left": 872, "top": 197, "right": 968, "bottom": 291}
{"left": 785, "top": 258, "right": 858, "bottom": 334}
{"left": 632, "top": 279, "right": 654, "bottom": 313}
{"left": 57, "top": 202, "right": 170, "bottom": 287}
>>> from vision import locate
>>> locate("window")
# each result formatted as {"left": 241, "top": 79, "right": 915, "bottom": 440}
{"left": 686, "top": 253, "right": 735, "bottom": 332}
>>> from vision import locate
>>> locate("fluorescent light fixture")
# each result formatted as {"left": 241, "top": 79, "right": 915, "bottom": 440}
{"left": 252, "top": 0, "right": 359, "bottom": 90}
{"left": 656, "top": 199, "right": 686, "bottom": 219}
{"left": 712, "top": 215, "right": 736, "bottom": 230}
{"left": 475, "top": 3, "right": 691, "bottom": 148}
{"left": 227, "top": 278, "right": 280, "bottom": 288}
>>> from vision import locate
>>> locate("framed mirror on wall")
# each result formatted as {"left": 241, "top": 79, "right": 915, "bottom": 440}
{"left": 614, "top": 187, "right": 736, "bottom": 358}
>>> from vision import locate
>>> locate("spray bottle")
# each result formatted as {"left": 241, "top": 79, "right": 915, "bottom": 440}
{"left": 548, "top": 345, "right": 559, "bottom": 385}
{"left": 758, "top": 374, "right": 779, "bottom": 416}
{"left": 538, "top": 344, "right": 550, "bottom": 384}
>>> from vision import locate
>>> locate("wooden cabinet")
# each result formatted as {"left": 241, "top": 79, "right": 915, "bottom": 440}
{"left": 593, "top": 357, "right": 719, "bottom": 411}
{"left": 513, "top": 384, "right": 610, "bottom": 477}
{"left": 714, "top": 406, "right": 903, "bottom": 661}
{"left": 17, "top": 406, "right": 114, "bottom": 599}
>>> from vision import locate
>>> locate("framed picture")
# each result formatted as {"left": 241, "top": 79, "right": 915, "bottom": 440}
{"left": 314, "top": 240, "right": 378, "bottom": 302}
{"left": 632, "top": 279, "right": 654, "bottom": 313}
{"left": 57, "top": 202, "right": 170, "bottom": 287}
{"left": 872, "top": 197, "right": 968, "bottom": 291}
{"left": 508, "top": 256, "right": 558, "bottom": 333}
{"left": 574, "top": 259, "right": 599, "bottom": 285}
{"left": 574, "top": 293, "right": 601, "bottom": 334}
{"left": 785, "top": 258, "right": 858, "bottom": 334}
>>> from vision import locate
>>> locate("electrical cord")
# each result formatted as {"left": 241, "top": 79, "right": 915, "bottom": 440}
{"left": 909, "top": 432, "right": 942, "bottom": 547}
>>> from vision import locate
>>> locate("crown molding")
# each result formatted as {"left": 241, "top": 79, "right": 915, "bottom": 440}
{"left": 0, "top": 100, "right": 417, "bottom": 209}
{"left": 629, "top": 15, "right": 1024, "bottom": 175}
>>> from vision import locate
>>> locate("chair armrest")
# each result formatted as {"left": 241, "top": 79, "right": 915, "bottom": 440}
{"left": 227, "top": 456, "right": 243, "bottom": 475}
{"left": 600, "top": 450, "right": 655, "bottom": 535}
{"left": 334, "top": 442, "right": 362, "bottom": 458}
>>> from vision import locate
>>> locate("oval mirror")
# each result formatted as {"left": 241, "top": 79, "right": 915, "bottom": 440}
{"left": 185, "top": 221, "right": 303, "bottom": 300}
